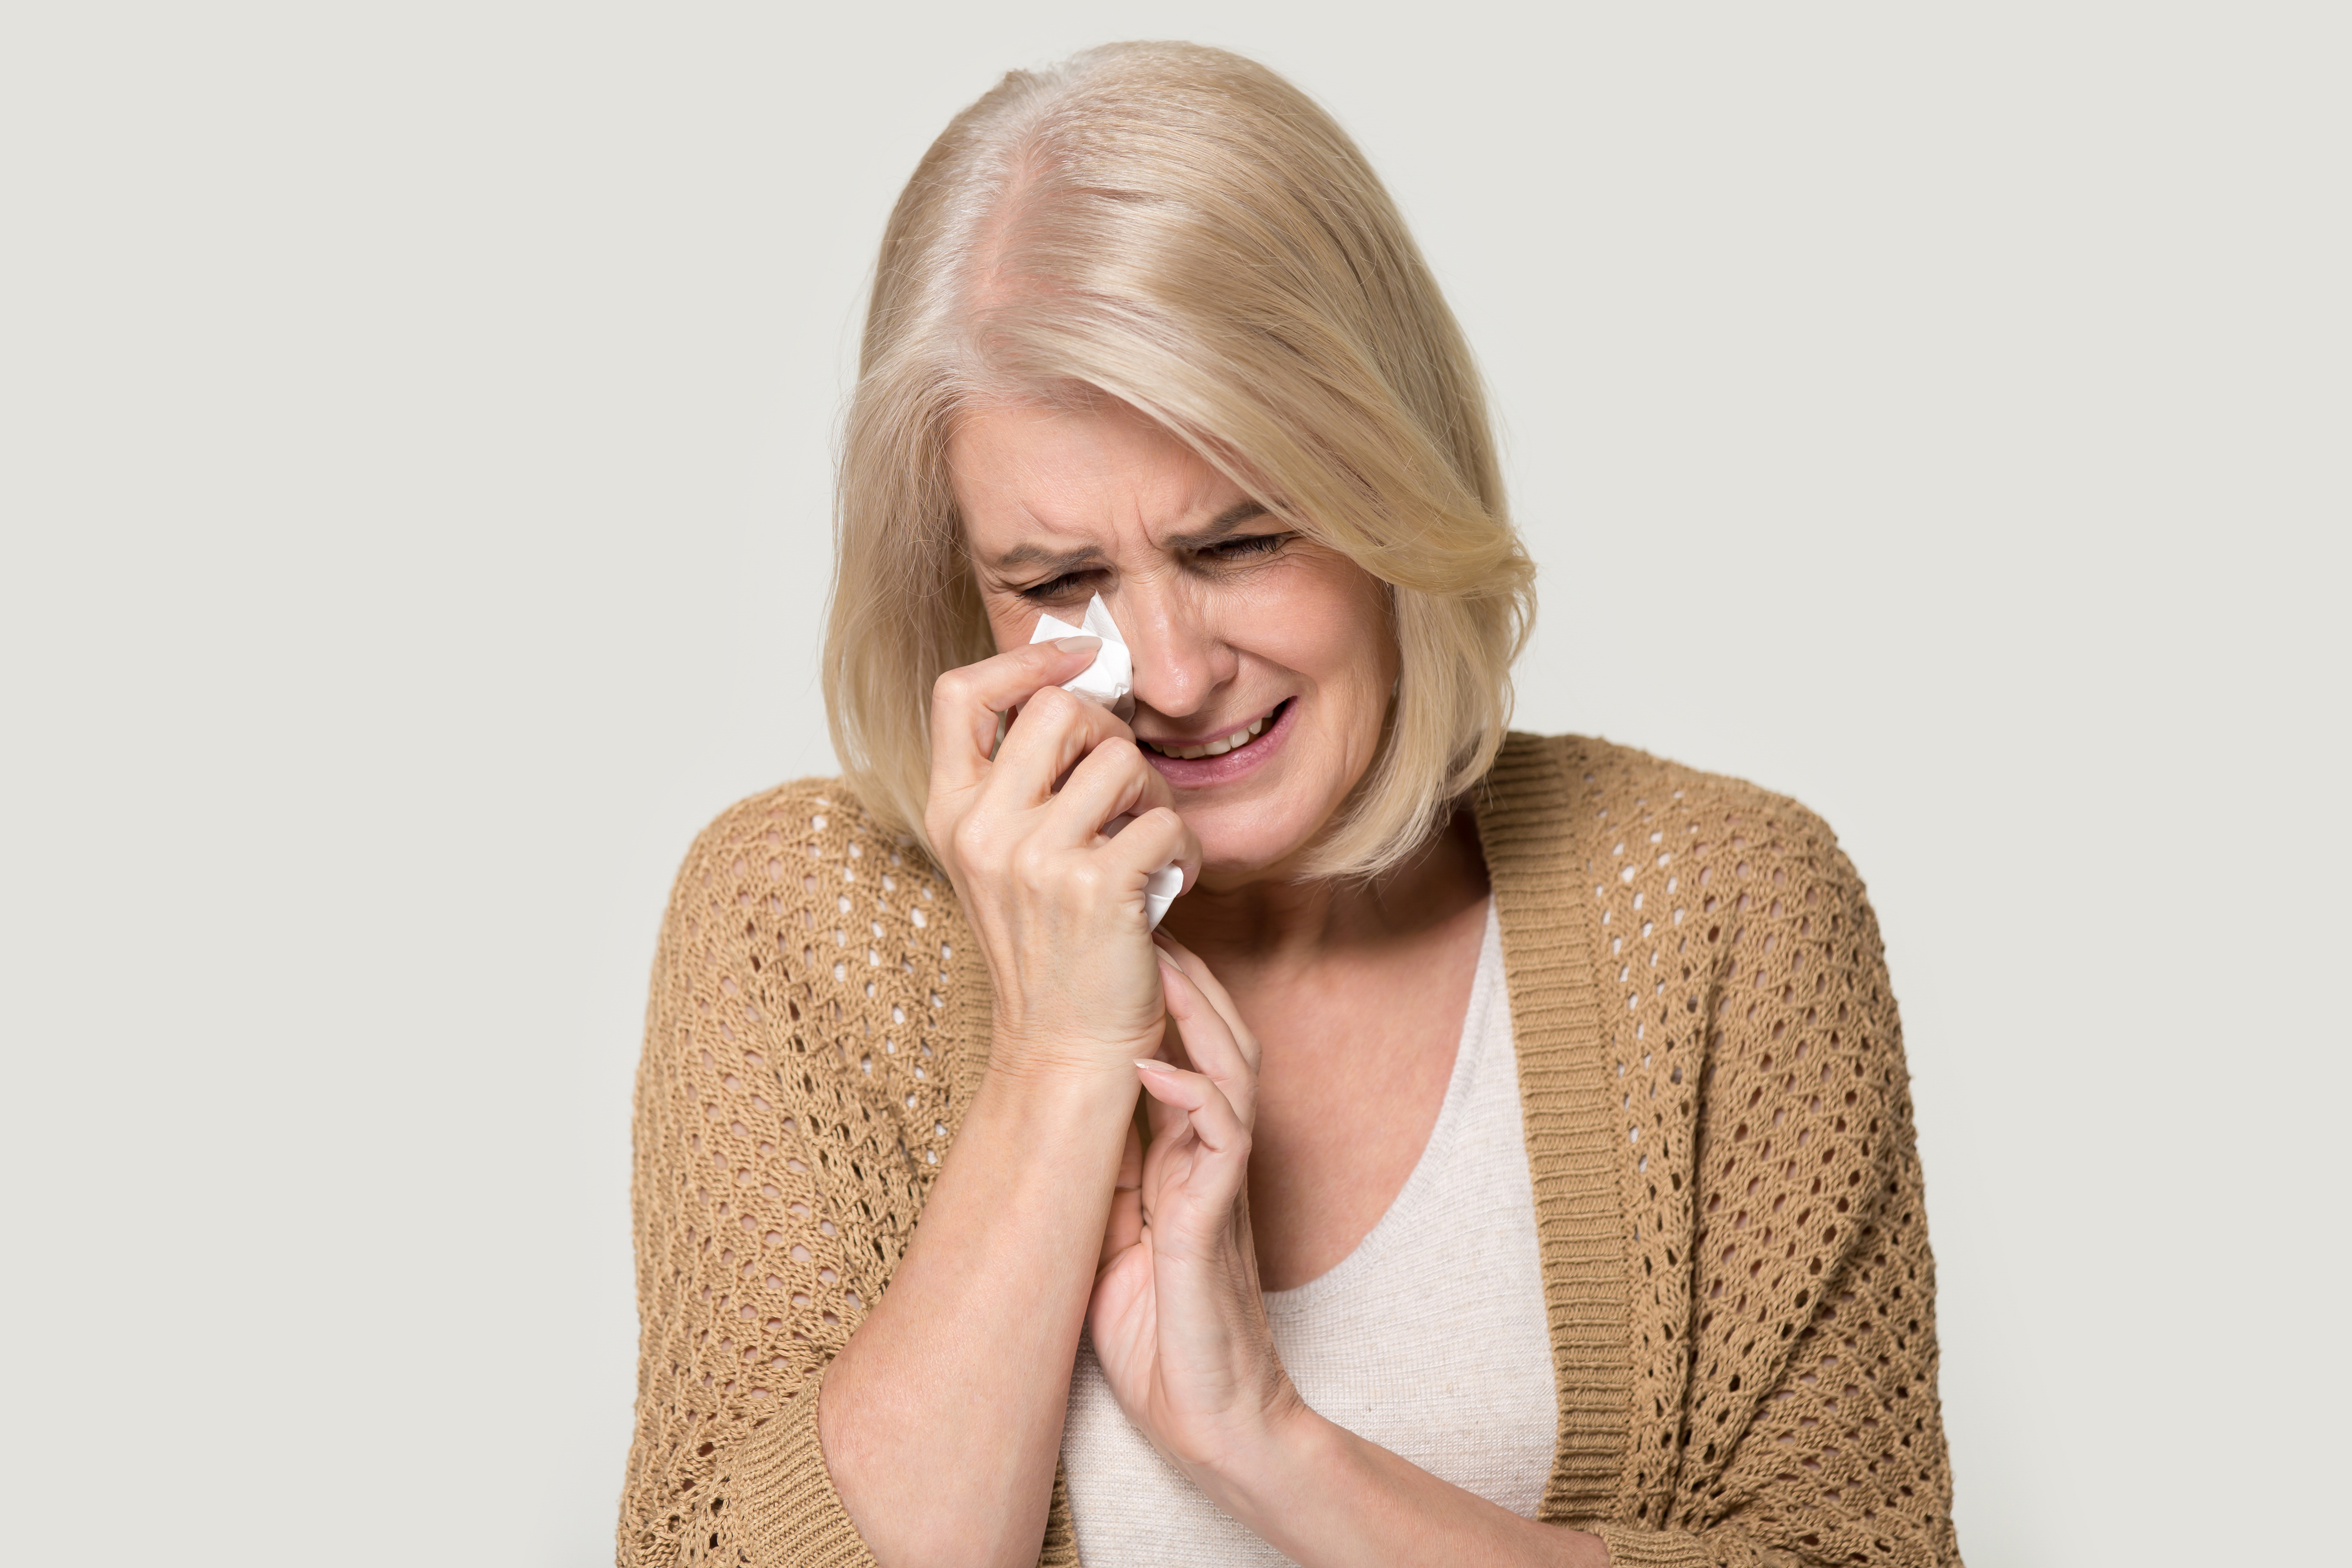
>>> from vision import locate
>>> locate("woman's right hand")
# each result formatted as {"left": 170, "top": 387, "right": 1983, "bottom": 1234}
{"left": 823, "top": 638, "right": 1201, "bottom": 1568}
{"left": 924, "top": 635, "right": 1202, "bottom": 1079}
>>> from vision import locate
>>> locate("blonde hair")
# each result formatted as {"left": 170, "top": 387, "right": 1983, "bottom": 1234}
{"left": 822, "top": 41, "right": 1535, "bottom": 879}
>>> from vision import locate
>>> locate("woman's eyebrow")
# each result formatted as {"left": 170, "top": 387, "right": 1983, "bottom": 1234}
{"left": 986, "top": 541, "right": 1106, "bottom": 575}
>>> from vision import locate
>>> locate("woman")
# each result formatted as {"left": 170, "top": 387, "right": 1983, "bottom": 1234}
{"left": 619, "top": 42, "right": 1960, "bottom": 1568}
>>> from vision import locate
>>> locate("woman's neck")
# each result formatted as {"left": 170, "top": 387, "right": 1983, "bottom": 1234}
{"left": 1163, "top": 808, "right": 1490, "bottom": 977}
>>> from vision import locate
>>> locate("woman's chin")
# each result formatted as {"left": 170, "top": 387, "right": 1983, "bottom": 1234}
{"left": 1185, "top": 820, "right": 1326, "bottom": 887}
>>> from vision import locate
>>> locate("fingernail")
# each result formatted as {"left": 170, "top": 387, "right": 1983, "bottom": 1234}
{"left": 1134, "top": 1058, "right": 1176, "bottom": 1073}
{"left": 1052, "top": 634, "right": 1102, "bottom": 654}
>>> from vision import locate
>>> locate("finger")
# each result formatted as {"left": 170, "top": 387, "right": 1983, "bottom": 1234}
{"left": 1149, "top": 933, "right": 1261, "bottom": 1075}
{"left": 1153, "top": 963, "right": 1257, "bottom": 1128}
{"left": 1132, "top": 1059, "right": 1250, "bottom": 1187}
{"left": 1038, "top": 735, "right": 1176, "bottom": 849}
{"left": 983, "top": 684, "right": 1137, "bottom": 809}
{"left": 926, "top": 638, "right": 1106, "bottom": 794}
{"left": 1133, "top": 1022, "right": 1187, "bottom": 1136}
{"left": 1090, "top": 805, "right": 1202, "bottom": 925}
{"left": 1129, "top": 1025, "right": 1185, "bottom": 1147}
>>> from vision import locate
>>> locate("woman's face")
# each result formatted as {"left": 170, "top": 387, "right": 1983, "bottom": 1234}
{"left": 951, "top": 399, "right": 1398, "bottom": 885}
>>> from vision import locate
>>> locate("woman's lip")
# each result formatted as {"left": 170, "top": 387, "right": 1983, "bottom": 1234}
{"left": 1136, "top": 701, "right": 1284, "bottom": 755}
{"left": 1140, "top": 698, "right": 1296, "bottom": 788}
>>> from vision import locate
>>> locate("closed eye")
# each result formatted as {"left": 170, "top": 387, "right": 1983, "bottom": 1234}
{"left": 1195, "top": 532, "right": 1290, "bottom": 564}
{"left": 1014, "top": 569, "right": 1102, "bottom": 603}
{"left": 1008, "top": 529, "right": 1287, "bottom": 601}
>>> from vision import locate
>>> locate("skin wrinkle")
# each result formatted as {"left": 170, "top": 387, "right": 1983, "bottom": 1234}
{"left": 984, "top": 496, "right": 1273, "bottom": 579}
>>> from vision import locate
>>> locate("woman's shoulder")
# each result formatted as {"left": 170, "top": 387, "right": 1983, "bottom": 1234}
{"left": 663, "top": 775, "right": 949, "bottom": 918}
{"left": 652, "top": 778, "right": 972, "bottom": 1057}
{"left": 1496, "top": 730, "right": 1860, "bottom": 887}
{"left": 670, "top": 774, "right": 905, "bottom": 864}
{"left": 644, "top": 772, "right": 978, "bottom": 1176}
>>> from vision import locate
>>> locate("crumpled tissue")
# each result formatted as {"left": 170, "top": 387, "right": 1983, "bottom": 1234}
{"left": 1028, "top": 592, "right": 1133, "bottom": 717}
{"left": 1030, "top": 594, "right": 1183, "bottom": 928}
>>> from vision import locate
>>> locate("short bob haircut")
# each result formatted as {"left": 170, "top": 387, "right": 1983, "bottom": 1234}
{"left": 823, "top": 41, "right": 1536, "bottom": 880}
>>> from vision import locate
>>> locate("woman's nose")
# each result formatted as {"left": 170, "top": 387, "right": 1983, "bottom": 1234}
{"left": 1116, "top": 590, "right": 1235, "bottom": 720}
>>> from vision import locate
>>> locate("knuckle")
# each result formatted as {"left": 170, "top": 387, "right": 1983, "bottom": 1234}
{"left": 932, "top": 667, "right": 974, "bottom": 706}
{"left": 950, "top": 816, "right": 996, "bottom": 866}
{"left": 1029, "top": 685, "right": 1080, "bottom": 724}
{"left": 1011, "top": 839, "right": 1056, "bottom": 888}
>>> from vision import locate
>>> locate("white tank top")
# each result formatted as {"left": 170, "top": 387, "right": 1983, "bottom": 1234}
{"left": 1060, "top": 901, "right": 1558, "bottom": 1563}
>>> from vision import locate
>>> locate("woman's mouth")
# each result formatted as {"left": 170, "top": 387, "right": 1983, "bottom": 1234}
{"left": 1137, "top": 700, "right": 1286, "bottom": 760}
{"left": 1135, "top": 698, "right": 1296, "bottom": 786}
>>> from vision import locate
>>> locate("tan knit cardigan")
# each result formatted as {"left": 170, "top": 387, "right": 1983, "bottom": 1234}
{"left": 618, "top": 733, "right": 1963, "bottom": 1568}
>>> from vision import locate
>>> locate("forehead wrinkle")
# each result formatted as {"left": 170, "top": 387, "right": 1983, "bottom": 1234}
{"left": 971, "top": 487, "right": 1111, "bottom": 574}
{"left": 983, "top": 491, "right": 1268, "bottom": 577}
{"left": 959, "top": 407, "right": 1263, "bottom": 576}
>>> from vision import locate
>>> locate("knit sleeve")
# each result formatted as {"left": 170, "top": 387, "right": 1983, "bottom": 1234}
{"left": 1588, "top": 770, "right": 1961, "bottom": 1568}
{"left": 616, "top": 786, "right": 962, "bottom": 1568}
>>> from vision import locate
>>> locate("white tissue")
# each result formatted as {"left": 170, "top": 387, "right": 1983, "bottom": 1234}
{"left": 1030, "top": 594, "right": 1183, "bottom": 929}
{"left": 1028, "top": 593, "right": 1133, "bottom": 716}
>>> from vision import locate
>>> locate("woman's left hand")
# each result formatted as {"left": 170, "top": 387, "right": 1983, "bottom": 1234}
{"left": 1086, "top": 937, "right": 1614, "bottom": 1568}
{"left": 1086, "top": 934, "right": 1306, "bottom": 1480}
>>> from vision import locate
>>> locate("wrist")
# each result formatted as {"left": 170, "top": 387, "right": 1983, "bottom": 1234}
{"left": 985, "top": 1020, "right": 1161, "bottom": 1090}
{"left": 1188, "top": 1384, "right": 1336, "bottom": 1521}
{"left": 973, "top": 1035, "right": 1141, "bottom": 1125}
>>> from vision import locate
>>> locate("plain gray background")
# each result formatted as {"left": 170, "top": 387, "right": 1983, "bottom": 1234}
{"left": 3, "top": 4, "right": 2344, "bottom": 1564}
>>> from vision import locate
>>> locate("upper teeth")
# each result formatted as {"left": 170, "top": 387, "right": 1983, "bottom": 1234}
{"left": 1147, "top": 713, "right": 1269, "bottom": 761}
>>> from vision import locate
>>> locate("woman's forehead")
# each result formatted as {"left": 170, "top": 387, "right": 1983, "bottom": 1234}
{"left": 952, "top": 402, "right": 1250, "bottom": 556}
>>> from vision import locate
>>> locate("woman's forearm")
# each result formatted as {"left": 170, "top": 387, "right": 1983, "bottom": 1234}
{"left": 1204, "top": 1406, "right": 1611, "bottom": 1568}
{"left": 818, "top": 1054, "right": 1136, "bottom": 1568}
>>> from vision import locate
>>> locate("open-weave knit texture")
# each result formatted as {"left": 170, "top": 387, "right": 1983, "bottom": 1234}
{"left": 617, "top": 733, "right": 1961, "bottom": 1567}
